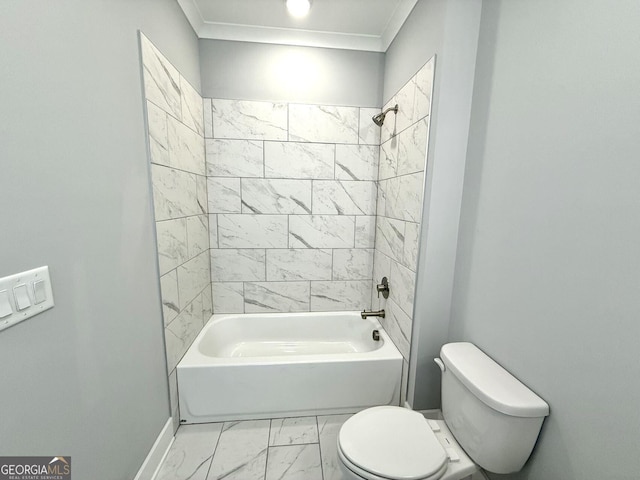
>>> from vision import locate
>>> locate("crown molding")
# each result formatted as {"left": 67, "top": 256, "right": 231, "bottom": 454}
{"left": 178, "top": 0, "right": 418, "bottom": 53}
{"left": 381, "top": 0, "right": 419, "bottom": 51}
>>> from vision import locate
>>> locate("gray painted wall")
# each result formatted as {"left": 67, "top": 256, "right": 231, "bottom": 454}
{"left": 383, "top": 0, "right": 482, "bottom": 409}
{"left": 0, "top": 1, "right": 199, "bottom": 478}
{"left": 199, "top": 39, "right": 384, "bottom": 107}
{"left": 383, "top": 0, "right": 446, "bottom": 104}
{"left": 450, "top": 1, "right": 640, "bottom": 479}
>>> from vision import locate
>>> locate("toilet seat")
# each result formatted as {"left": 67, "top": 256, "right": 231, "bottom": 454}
{"left": 338, "top": 406, "right": 448, "bottom": 480}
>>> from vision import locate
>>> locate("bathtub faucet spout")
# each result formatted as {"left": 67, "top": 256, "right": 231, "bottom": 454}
{"left": 361, "top": 309, "right": 385, "bottom": 319}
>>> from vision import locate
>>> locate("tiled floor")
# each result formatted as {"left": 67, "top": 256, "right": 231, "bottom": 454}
{"left": 156, "top": 414, "right": 353, "bottom": 480}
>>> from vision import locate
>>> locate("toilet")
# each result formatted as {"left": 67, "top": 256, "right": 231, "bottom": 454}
{"left": 337, "top": 342, "right": 550, "bottom": 480}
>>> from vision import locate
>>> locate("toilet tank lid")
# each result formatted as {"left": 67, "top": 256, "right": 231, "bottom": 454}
{"left": 440, "top": 342, "right": 550, "bottom": 418}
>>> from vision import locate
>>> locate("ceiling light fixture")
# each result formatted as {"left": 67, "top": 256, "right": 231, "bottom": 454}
{"left": 286, "top": 0, "right": 311, "bottom": 17}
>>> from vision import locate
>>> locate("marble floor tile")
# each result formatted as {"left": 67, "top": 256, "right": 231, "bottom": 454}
{"left": 269, "top": 417, "right": 319, "bottom": 446}
{"left": 317, "top": 415, "right": 352, "bottom": 480}
{"left": 156, "top": 423, "right": 222, "bottom": 480}
{"left": 265, "top": 444, "right": 323, "bottom": 480}
{"left": 207, "top": 420, "right": 270, "bottom": 480}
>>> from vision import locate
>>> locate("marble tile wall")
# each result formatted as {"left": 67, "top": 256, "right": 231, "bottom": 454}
{"left": 205, "top": 98, "right": 381, "bottom": 313}
{"left": 140, "top": 33, "right": 212, "bottom": 433}
{"left": 371, "top": 58, "right": 435, "bottom": 370}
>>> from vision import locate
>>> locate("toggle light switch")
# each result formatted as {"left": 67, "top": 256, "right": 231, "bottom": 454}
{"left": 0, "top": 290, "right": 12, "bottom": 319}
{"left": 32, "top": 280, "right": 46, "bottom": 304}
{"left": 13, "top": 284, "right": 31, "bottom": 311}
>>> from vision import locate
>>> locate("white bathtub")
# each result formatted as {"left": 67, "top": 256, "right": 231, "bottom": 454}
{"left": 177, "top": 311, "right": 403, "bottom": 424}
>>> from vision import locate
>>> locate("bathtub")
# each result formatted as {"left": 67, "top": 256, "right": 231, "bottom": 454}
{"left": 177, "top": 311, "right": 403, "bottom": 424}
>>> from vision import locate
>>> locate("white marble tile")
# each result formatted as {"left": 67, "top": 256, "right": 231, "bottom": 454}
{"left": 289, "top": 215, "right": 355, "bottom": 249}
{"left": 403, "top": 221, "right": 420, "bottom": 268}
{"left": 203, "top": 98, "right": 213, "bottom": 138}
{"left": 218, "top": 214, "right": 288, "bottom": 248}
{"left": 156, "top": 423, "right": 222, "bottom": 480}
{"left": 165, "top": 298, "right": 202, "bottom": 371}
{"left": 355, "top": 216, "right": 376, "bottom": 249}
{"left": 151, "top": 164, "right": 199, "bottom": 221}
{"left": 335, "top": 145, "right": 379, "bottom": 181}
{"left": 244, "top": 282, "right": 310, "bottom": 313}
{"left": 310, "top": 280, "right": 371, "bottom": 311}
{"left": 212, "top": 282, "right": 244, "bottom": 314}
{"left": 317, "top": 415, "right": 353, "bottom": 480}
{"left": 384, "top": 175, "right": 416, "bottom": 221}
{"left": 372, "top": 250, "right": 392, "bottom": 285}
{"left": 211, "top": 249, "right": 265, "bottom": 282}
{"left": 264, "top": 142, "right": 334, "bottom": 179}
{"left": 147, "top": 101, "right": 169, "bottom": 166}
{"left": 312, "top": 181, "right": 376, "bottom": 215}
{"left": 376, "top": 217, "right": 405, "bottom": 264}
{"left": 207, "top": 420, "right": 270, "bottom": 480}
{"left": 187, "top": 215, "right": 209, "bottom": 258}
{"left": 140, "top": 34, "right": 181, "bottom": 118}
{"left": 390, "top": 260, "right": 416, "bottom": 318}
{"left": 177, "top": 250, "right": 210, "bottom": 306}
{"left": 241, "top": 179, "right": 312, "bottom": 214}
{"left": 333, "top": 249, "right": 374, "bottom": 281}
{"left": 180, "top": 76, "right": 204, "bottom": 135}
{"left": 160, "top": 270, "right": 180, "bottom": 326}
{"left": 376, "top": 179, "right": 387, "bottom": 219}
{"left": 289, "top": 104, "right": 359, "bottom": 144}
{"left": 414, "top": 57, "right": 435, "bottom": 121}
{"left": 202, "top": 285, "right": 213, "bottom": 324}
{"left": 266, "top": 444, "right": 322, "bottom": 480}
{"left": 397, "top": 118, "right": 429, "bottom": 176}
{"left": 266, "top": 249, "right": 332, "bottom": 281}
{"left": 167, "top": 115, "right": 206, "bottom": 175}
{"left": 398, "top": 172, "right": 425, "bottom": 222}
{"left": 358, "top": 107, "right": 382, "bottom": 146}
{"left": 381, "top": 299, "right": 412, "bottom": 360}
{"left": 209, "top": 214, "right": 218, "bottom": 248}
{"left": 207, "top": 178, "right": 241, "bottom": 213}
{"left": 269, "top": 417, "right": 319, "bottom": 446}
{"left": 193, "top": 289, "right": 206, "bottom": 329}
{"left": 395, "top": 76, "right": 417, "bottom": 134}
{"left": 206, "top": 139, "right": 264, "bottom": 178}
{"left": 378, "top": 136, "right": 399, "bottom": 180}
{"left": 156, "top": 218, "right": 188, "bottom": 275}
{"left": 196, "top": 174, "right": 208, "bottom": 215}
{"left": 212, "top": 99, "right": 287, "bottom": 141}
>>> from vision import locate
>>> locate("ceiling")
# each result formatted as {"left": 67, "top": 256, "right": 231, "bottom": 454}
{"left": 177, "top": 0, "right": 419, "bottom": 52}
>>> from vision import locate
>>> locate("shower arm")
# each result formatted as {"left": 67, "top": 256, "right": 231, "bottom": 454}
{"left": 381, "top": 105, "right": 398, "bottom": 116}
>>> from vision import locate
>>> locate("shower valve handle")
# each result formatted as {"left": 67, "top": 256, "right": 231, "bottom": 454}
{"left": 376, "top": 277, "right": 389, "bottom": 299}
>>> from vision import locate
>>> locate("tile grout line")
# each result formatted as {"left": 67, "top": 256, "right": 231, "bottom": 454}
{"left": 264, "top": 418, "right": 273, "bottom": 480}
{"left": 315, "top": 416, "right": 326, "bottom": 480}
{"left": 203, "top": 424, "right": 225, "bottom": 480}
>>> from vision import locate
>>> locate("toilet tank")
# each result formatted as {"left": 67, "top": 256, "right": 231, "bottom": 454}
{"left": 438, "top": 342, "right": 549, "bottom": 474}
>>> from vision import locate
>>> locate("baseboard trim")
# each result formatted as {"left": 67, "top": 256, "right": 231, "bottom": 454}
{"left": 134, "top": 417, "right": 174, "bottom": 480}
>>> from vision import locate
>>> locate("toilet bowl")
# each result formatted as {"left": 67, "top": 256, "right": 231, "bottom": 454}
{"left": 337, "top": 406, "right": 476, "bottom": 480}
{"left": 336, "top": 343, "right": 550, "bottom": 479}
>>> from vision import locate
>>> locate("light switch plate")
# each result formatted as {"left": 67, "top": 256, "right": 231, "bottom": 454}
{"left": 0, "top": 266, "right": 54, "bottom": 332}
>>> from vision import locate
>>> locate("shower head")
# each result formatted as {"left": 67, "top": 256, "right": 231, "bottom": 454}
{"left": 372, "top": 104, "right": 399, "bottom": 127}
